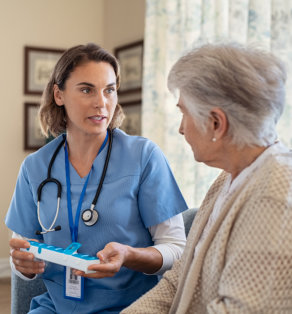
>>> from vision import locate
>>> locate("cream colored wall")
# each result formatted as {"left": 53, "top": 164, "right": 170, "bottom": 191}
{"left": 0, "top": 0, "right": 105, "bottom": 259}
{"left": 0, "top": 0, "right": 145, "bottom": 267}
{"left": 103, "top": 0, "right": 145, "bottom": 53}
{"left": 104, "top": 0, "right": 146, "bottom": 108}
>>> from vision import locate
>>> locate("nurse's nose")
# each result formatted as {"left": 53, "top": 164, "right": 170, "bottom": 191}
{"left": 94, "top": 91, "right": 106, "bottom": 108}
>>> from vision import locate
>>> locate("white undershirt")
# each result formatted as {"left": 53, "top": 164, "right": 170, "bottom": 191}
{"left": 11, "top": 213, "right": 186, "bottom": 280}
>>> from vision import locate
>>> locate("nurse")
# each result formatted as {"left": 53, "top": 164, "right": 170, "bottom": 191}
{"left": 6, "top": 43, "right": 188, "bottom": 313}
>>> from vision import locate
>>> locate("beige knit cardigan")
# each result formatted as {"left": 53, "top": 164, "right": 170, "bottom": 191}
{"left": 123, "top": 148, "right": 292, "bottom": 313}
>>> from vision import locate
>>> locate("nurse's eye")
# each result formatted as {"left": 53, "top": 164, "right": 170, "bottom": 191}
{"left": 81, "top": 87, "right": 92, "bottom": 94}
{"left": 105, "top": 87, "right": 116, "bottom": 94}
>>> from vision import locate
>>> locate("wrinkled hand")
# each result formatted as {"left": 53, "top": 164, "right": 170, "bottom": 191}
{"left": 9, "top": 238, "right": 45, "bottom": 278}
{"left": 74, "top": 242, "right": 129, "bottom": 279}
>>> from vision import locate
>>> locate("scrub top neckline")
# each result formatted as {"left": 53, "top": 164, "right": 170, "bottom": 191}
{"left": 63, "top": 138, "right": 110, "bottom": 183}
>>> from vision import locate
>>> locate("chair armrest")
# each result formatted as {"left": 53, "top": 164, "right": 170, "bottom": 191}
{"left": 11, "top": 272, "right": 47, "bottom": 314}
{"left": 182, "top": 208, "right": 198, "bottom": 236}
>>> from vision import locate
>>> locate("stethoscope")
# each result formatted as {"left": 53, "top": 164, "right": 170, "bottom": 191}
{"left": 36, "top": 129, "right": 113, "bottom": 235}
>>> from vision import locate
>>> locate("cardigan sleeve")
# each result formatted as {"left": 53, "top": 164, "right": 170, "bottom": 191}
{"left": 207, "top": 196, "right": 292, "bottom": 313}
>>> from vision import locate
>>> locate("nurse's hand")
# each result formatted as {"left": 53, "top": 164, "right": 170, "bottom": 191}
{"left": 73, "top": 241, "right": 163, "bottom": 278}
{"left": 9, "top": 238, "right": 45, "bottom": 279}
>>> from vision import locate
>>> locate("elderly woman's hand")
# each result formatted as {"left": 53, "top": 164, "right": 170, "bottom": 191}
{"left": 73, "top": 242, "right": 129, "bottom": 278}
{"left": 73, "top": 242, "right": 163, "bottom": 278}
{"left": 9, "top": 238, "right": 45, "bottom": 278}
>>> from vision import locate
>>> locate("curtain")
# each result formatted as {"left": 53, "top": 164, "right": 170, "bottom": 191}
{"left": 142, "top": 0, "right": 292, "bottom": 207}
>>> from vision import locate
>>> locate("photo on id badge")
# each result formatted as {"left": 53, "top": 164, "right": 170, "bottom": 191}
{"left": 65, "top": 266, "right": 84, "bottom": 300}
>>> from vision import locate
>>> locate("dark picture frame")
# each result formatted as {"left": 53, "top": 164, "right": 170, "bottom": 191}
{"left": 120, "top": 101, "right": 142, "bottom": 135}
{"left": 24, "top": 46, "right": 64, "bottom": 95}
{"left": 114, "top": 40, "right": 144, "bottom": 95}
{"left": 24, "top": 102, "right": 46, "bottom": 150}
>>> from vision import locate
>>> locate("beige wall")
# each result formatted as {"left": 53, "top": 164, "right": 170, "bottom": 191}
{"left": 104, "top": 0, "right": 146, "bottom": 107}
{"left": 0, "top": 0, "right": 145, "bottom": 268}
{"left": 103, "top": 0, "right": 145, "bottom": 53}
{"left": 0, "top": 0, "right": 105, "bottom": 259}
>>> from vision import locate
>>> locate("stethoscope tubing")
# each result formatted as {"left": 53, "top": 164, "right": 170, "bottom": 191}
{"left": 36, "top": 129, "right": 113, "bottom": 235}
{"left": 91, "top": 129, "right": 112, "bottom": 207}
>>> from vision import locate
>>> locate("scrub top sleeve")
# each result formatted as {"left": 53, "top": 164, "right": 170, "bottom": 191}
{"left": 5, "top": 160, "right": 43, "bottom": 240}
{"left": 138, "top": 147, "right": 187, "bottom": 228}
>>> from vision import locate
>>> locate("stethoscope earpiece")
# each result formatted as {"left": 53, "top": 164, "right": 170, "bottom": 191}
{"left": 35, "top": 225, "right": 62, "bottom": 235}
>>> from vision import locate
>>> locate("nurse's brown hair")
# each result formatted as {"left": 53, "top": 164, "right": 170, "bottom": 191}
{"left": 39, "top": 43, "right": 124, "bottom": 137}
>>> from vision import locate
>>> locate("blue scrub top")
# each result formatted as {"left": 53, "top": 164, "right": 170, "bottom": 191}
{"left": 6, "top": 128, "right": 187, "bottom": 313}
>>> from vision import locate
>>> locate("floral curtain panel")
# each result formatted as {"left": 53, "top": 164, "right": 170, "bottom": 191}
{"left": 142, "top": 0, "right": 292, "bottom": 207}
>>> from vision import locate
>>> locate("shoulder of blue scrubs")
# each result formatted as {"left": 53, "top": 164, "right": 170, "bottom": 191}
{"left": 5, "top": 135, "right": 65, "bottom": 239}
{"left": 112, "top": 129, "right": 188, "bottom": 228}
{"left": 24, "top": 135, "right": 65, "bottom": 174}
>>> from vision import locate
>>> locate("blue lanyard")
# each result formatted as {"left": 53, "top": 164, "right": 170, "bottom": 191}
{"left": 64, "top": 132, "right": 109, "bottom": 242}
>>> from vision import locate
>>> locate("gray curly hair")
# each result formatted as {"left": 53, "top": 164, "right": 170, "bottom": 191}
{"left": 168, "top": 43, "right": 287, "bottom": 147}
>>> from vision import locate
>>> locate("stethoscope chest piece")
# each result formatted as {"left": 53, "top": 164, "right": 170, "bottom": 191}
{"left": 82, "top": 209, "right": 99, "bottom": 226}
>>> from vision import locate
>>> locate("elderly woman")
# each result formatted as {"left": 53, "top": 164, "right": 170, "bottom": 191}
{"left": 122, "top": 43, "right": 292, "bottom": 313}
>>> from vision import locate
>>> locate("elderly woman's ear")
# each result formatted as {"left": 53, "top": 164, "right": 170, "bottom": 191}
{"left": 210, "top": 107, "right": 228, "bottom": 141}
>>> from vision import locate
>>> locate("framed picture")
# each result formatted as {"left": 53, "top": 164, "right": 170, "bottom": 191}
{"left": 120, "top": 101, "right": 142, "bottom": 135}
{"left": 24, "top": 46, "right": 64, "bottom": 95}
{"left": 115, "top": 40, "right": 144, "bottom": 95}
{"left": 24, "top": 102, "right": 46, "bottom": 150}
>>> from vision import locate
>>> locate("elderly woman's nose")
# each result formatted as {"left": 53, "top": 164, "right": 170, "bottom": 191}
{"left": 179, "top": 123, "right": 184, "bottom": 135}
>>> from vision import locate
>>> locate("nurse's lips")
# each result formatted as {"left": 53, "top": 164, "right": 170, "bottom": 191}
{"left": 89, "top": 115, "right": 106, "bottom": 122}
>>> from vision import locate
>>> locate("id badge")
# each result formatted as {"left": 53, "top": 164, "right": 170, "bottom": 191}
{"left": 64, "top": 266, "right": 84, "bottom": 300}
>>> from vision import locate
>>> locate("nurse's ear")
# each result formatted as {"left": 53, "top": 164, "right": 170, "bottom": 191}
{"left": 53, "top": 84, "right": 65, "bottom": 107}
